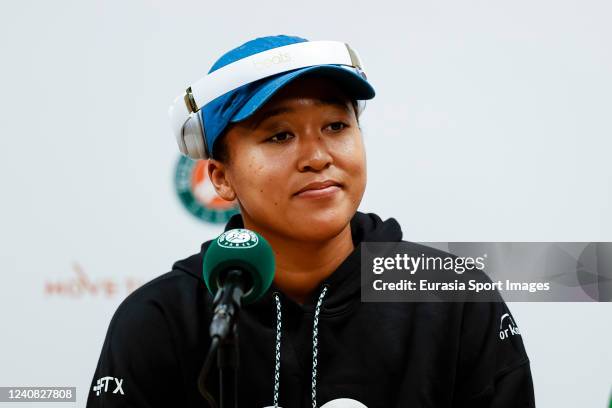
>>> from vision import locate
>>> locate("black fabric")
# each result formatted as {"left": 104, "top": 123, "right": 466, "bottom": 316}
{"left": 86, "top": 211, "right": 536, "bottom": 407}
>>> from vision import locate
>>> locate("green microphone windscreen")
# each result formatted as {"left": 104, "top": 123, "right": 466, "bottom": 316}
{"left": 203, "top": 228, "right": 275, "bottom": 304}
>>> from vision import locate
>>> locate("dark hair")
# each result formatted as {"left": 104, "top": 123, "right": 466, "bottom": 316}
{"left": 211, "top": 99, "right": 362, "bottom": 163}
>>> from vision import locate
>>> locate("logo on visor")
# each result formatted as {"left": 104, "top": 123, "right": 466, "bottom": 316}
{"left": 174, "top": 156, "right": 239, "bottom": 224}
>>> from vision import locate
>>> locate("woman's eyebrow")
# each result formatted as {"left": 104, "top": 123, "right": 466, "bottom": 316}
{"left": 248, "top": 97, "right": 350, "bottom": 130}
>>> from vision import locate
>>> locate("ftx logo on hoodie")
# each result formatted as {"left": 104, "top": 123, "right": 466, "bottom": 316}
{"left": 92, "top": 376, "right": 124, "bottom": 396}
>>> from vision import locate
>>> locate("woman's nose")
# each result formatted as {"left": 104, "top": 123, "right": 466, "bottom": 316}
{"left": 296, "top": 130, "right": 333, "bottom": 172}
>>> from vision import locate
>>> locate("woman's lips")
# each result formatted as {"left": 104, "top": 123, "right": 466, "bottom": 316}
{"left": 294, "top": 185, "right": 342, "bottom": 199}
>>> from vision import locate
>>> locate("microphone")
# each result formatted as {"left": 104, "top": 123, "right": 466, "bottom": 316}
{"left": 199, "top": 228, "right": 275, "bottom": 406}
{"left": 203, "top": 228, "right": 275, "bottom": 340}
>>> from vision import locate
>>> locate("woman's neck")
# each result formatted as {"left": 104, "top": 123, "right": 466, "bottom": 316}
{"left": 242, "top": 219, "right": 354, "bottom": 304}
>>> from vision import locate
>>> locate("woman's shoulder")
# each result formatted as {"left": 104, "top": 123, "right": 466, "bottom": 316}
{"left": 109, "top": 250, "right": 211, "bottom": 329}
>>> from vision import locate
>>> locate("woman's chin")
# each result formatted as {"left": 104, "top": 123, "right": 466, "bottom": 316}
{"left": 283, "top": 211, "right": 353, "bottom": 241}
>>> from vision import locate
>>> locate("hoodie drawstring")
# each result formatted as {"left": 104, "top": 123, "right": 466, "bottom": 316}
{"left": 272, "top": 285, "right": 329, "bottom": 408}
{"left": 273, "top": 292, "right": 282, "bottom": 408}
{"left": 310, "top": 285, "right": 328, "bottom": 408}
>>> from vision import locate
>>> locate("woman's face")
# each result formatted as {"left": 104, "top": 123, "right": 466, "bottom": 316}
{"left": 208, "top": 75, "right": 367, "bottom": 242}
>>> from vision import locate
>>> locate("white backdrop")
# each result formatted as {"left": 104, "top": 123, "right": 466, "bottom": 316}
{"left": 1, "top": 0, "right": 610, "bottom": 406}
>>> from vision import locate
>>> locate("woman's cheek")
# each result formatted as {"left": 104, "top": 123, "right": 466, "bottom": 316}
{"left": 345, "top": 144, "right": 367, "bottom": 201}
{"left": 341, "top": 137, "right": 366, "bottom": 175}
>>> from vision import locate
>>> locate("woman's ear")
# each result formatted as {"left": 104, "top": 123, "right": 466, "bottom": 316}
{"left": 207, "top": 159, "right": 236, "bottom": 201}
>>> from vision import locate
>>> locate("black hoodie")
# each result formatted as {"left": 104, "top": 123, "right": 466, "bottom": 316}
{"left": 86, "top": 211, "right": 535, "bottom": 407}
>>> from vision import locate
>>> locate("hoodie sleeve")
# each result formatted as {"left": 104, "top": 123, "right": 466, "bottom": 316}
{"left": 85, "top": 294, "right": 183, "bottom": 407}
{"left": 452, "top": 298, "right": 536, "bottom": 407}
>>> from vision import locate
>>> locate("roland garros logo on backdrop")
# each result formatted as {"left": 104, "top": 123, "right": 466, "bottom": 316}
{"left": 174, "top": 157, "right": 239, "bottom": 224}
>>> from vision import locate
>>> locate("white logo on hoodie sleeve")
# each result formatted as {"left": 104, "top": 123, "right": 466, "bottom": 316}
{"left": 498, "top": 312, "right": 521, "bottom": 340}
{"left": 92, "top": 376, "right": 124, "bottom": 396}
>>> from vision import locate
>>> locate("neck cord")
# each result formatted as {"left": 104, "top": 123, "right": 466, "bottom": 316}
{"left": 272, "top": 285, "right": 329, "bottom": 408}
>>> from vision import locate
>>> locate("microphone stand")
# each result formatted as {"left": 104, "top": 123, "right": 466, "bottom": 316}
{"left": 207, "top": 269, "right": 246, "bottom": 408}
{"left": 218, "top": 325, "right": 238, "bottom": 408}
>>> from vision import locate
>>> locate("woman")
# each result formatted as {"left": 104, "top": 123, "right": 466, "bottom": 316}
{"left": 87, "top": 35, "right": 535, "bottom": 408}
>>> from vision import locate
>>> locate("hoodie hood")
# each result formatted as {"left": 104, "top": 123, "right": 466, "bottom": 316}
{"left": 173, "top": 211, "right": 403, "bottom": 311}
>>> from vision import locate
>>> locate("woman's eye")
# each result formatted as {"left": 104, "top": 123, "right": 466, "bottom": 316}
{"left": 327, "top": 122, "right": 348, "bottom": 132}
{"left": 267, "top": 132, "right": 294, "bottom": 143}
